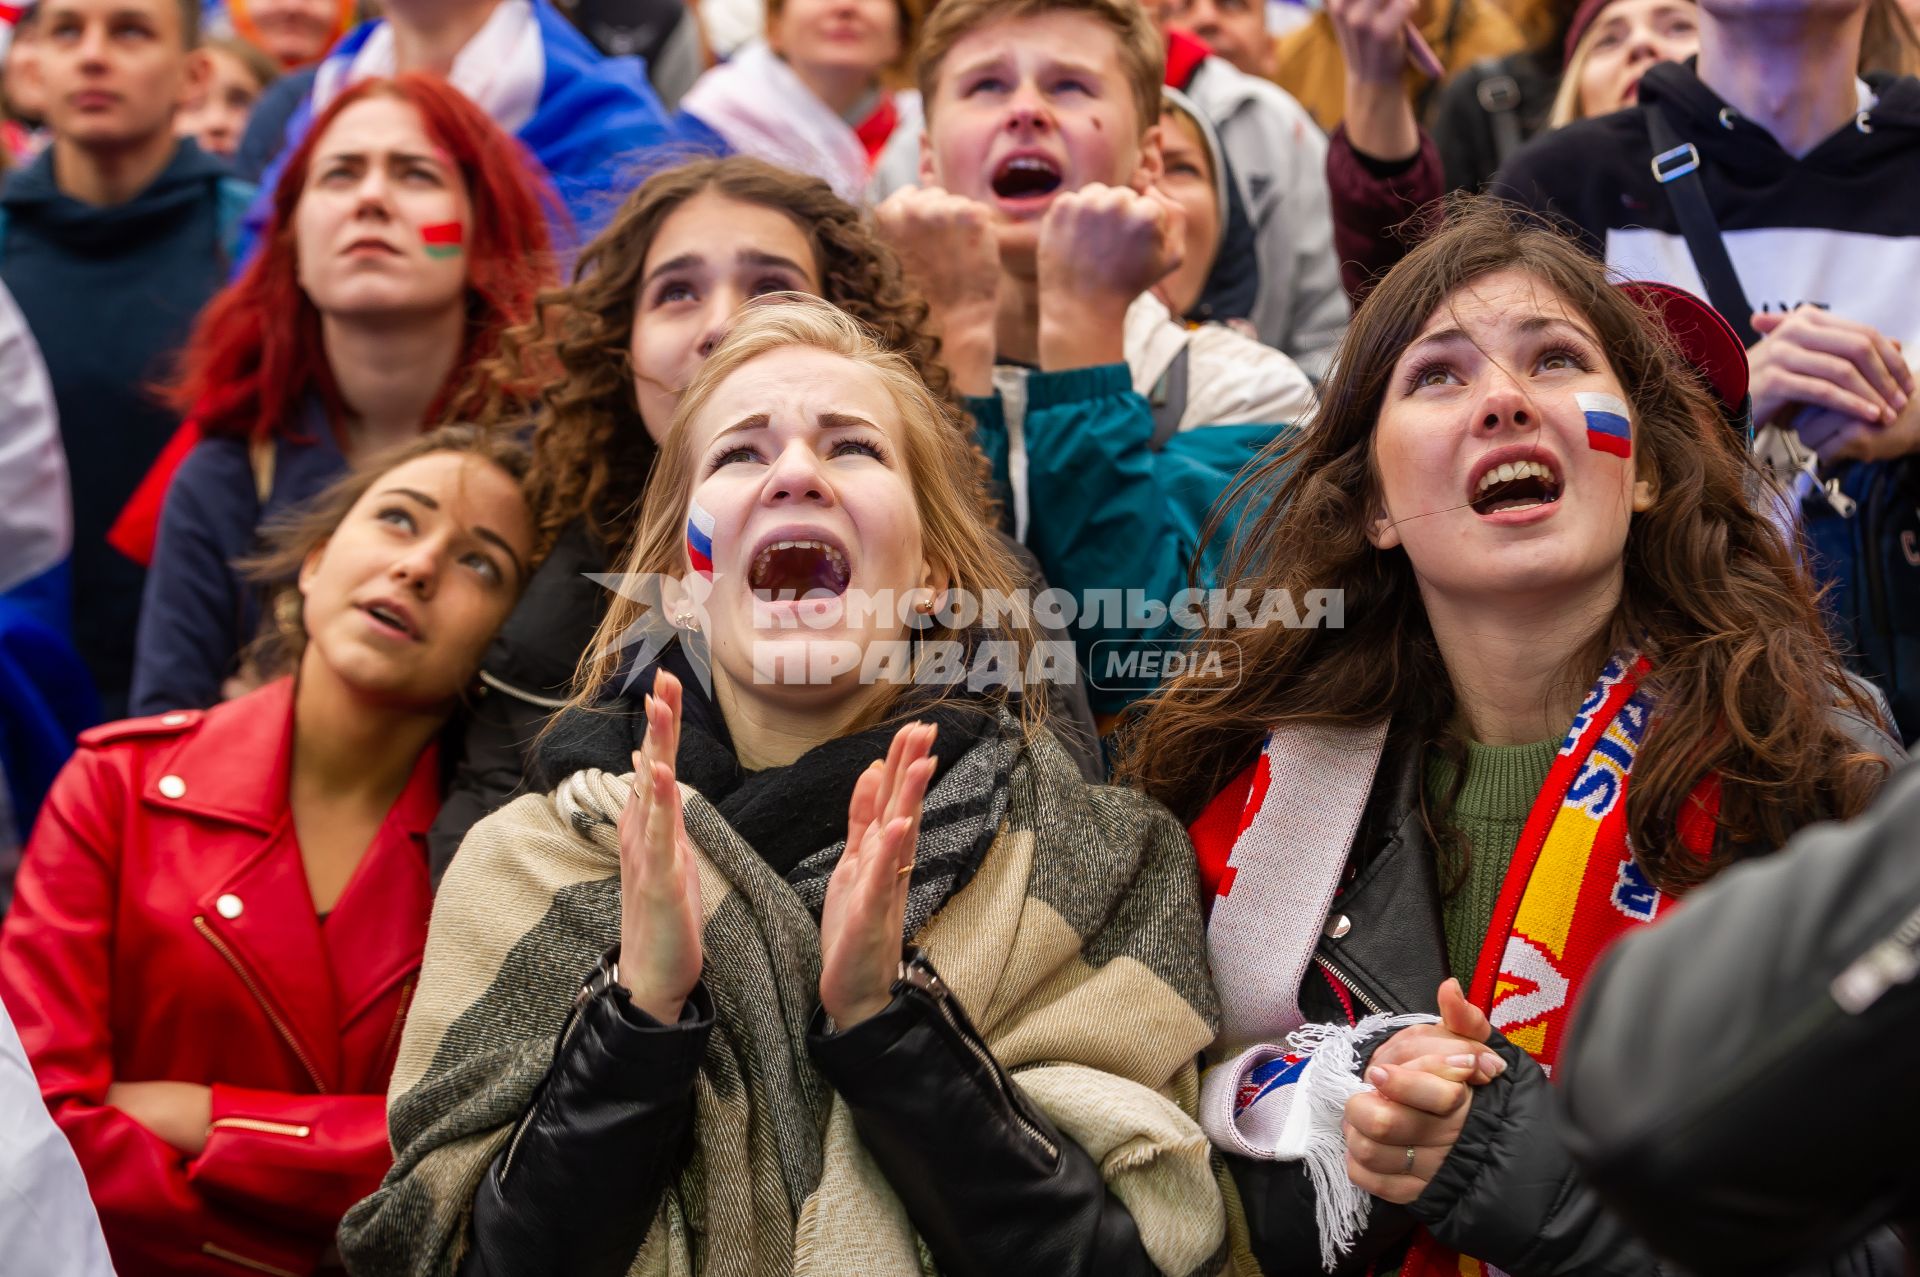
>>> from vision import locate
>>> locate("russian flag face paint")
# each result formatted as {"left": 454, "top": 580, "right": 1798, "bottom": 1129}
{"left": 420, "top": 221, "right": 465, "bottom": 260}
{"left": 686, "top": 500, "right": 716, "bottom": 579}
{"left": 1578, "top": 391, "right": 1632, "bottom": 458}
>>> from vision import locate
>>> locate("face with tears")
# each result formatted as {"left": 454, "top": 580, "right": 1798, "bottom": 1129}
{"left": 682, "top": 342, "right": 948, "bottom": 710}
{"left": 1366, "top": 268, "right": 1657, "bottom": 610}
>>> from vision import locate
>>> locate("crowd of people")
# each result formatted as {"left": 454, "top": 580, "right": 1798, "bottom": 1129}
{"left": 0, "top": 0, "right": 1916, "bottom": 1273}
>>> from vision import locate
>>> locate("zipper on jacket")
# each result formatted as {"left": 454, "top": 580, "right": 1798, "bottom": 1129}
{"left": 208, "top": 1116, "right": 312, "bottom": 1138}
{"left": 378, "top": 977, "right": 417, "bottom": 1072}
{"left": 498, "top": 988, "right": 595, "bottom": 1185}
{"left": 902, "top": 959, "right": 1060, "bottom": 1162}
{"left": 200, "top": 1243, "right": 300, "bottom": 1277}
{"left": 1313, "top": 953, "right": 1387, "bottom": 1018}
{"left": 194, "top": 916, "right": 328, "bottom": 1093}
{"left": 1831, "top": 898, "right": 1920, "bottom": 1014}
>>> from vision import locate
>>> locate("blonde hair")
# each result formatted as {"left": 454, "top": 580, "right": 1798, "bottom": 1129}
{"left": 571, "top": 296, "right": 1042, "bottom": 738}
{"left": 915, "top": 0, "right": 1164, "bottom": 136}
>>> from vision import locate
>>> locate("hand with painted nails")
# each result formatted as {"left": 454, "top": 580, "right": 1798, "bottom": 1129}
{"left": 616, "top": 669, "right": 704, "bottom": 1025}
{"left": 1367, "top": 978, "right": 1505, "bottom": 1083}
{"left": 819, "top": 721, "right": 940, "bottom": 1028}
{"left": 1343, "top": 979, "right": 1507, "bottom": 1204}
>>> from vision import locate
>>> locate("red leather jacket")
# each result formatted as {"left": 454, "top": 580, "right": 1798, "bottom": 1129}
{"left": 0, "top": 678, "right": 437, "bottom": 1276}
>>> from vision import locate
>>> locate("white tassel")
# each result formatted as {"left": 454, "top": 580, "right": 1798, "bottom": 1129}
{"left": 1287, "top": 1013, "right": 1438, "bottom": 1271}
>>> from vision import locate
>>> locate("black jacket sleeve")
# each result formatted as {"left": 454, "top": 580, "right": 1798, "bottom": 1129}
{"left": 458, "top": 982, "right": 713, "bottom": 1277}
{"left": 806, "top": 958, "right": 1157, "bottom": 1277}
{"left": 1560, "top": 761, "right": 1920, "bottom": 1276}
{"left": 1407, "top": 1031, "right": 1674, "bottom": 1276}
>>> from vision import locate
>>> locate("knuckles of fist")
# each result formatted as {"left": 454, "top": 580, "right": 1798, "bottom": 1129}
{"left": 876, "top": 182, "right": 1182, "bottom": 309}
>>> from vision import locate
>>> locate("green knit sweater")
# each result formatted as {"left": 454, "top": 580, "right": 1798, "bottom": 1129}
{"left": 1427, "top": 738, "right": 1559, "bottom": 990}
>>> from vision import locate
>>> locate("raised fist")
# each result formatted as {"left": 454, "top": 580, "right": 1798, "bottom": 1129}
{"left": 1036, "top": 182, "right": 1184, "bottom": 311}
{"left": 873, "top": 185, "right": 1002, "bottom": 332}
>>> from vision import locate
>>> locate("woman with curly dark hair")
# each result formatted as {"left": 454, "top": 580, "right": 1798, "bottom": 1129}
{"left": 1117, "top": 199, "right": 1907, "bottom": 1277}
{"left": 430, "top": 154, "right": 1093, "bottom": 876}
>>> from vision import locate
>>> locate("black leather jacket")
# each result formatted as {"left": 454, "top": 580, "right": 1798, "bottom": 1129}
{"left": 1231, "top": 705, "right": 1908, "bottom": 1277}
{"left": 1561, "top": 761, "right": 1920, "bottom": 1276}
{"left": 455, "top": 951, "right": 1156, "bottom": 1277}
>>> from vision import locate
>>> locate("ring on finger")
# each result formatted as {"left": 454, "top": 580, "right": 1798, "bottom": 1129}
{"left": 1403, "top": 1146, "right": 1416, "bottom": 1175}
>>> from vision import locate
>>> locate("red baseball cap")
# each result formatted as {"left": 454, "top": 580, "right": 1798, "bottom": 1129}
{"left": 1619, "top": 279, "right": 1751, "bottom": 431}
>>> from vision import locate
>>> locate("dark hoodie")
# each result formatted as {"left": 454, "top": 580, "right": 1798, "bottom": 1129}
{"left": 1495, "top": 58, "right": 1920, "bottom": 738}
{"left": 1493, "top": 59, "right": 1920, "bottom": 333}
{"left": 0, "top": 139, "right": 243, "bottom": 713}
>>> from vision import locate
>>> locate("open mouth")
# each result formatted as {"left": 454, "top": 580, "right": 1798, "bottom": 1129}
{"left": 362, "top": 601, "right": 420, "bottom": 639}
{"left": 749, "top": 539, "right": 852, "bottom": 600}
{"left": 1470, "top": 458, "right": 1563, "bottom": 516}
{"left": 991, "top": 154, "right": 1064, "bottom": 201}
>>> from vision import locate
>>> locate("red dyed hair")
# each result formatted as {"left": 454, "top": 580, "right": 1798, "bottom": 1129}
{"left": 170, "top": 73, "right": 560, "bottom": 443}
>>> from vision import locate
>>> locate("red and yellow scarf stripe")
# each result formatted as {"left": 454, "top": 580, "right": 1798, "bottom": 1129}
{"left": 1402, "top": 654, "right": 1717, "bottom": 1277}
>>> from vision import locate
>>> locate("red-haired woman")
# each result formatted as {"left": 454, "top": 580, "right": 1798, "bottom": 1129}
{"left": 119, "top": 71, "right": 557, "bottom": 715}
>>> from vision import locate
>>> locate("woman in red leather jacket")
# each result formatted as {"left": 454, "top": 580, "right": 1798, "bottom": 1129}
{"left": 0, "top": 425, "right": 535, "bottom": 1276}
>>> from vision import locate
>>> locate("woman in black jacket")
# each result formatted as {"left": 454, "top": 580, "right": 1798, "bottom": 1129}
{"left": 338, "top": 298, "right": 1231, "bottom": 1277}
{"left": 434, "top": 155, "right": 1098, "bottom": 879}
{"left": 1119, "top": 198, "right": 1906, "bottom": 1277}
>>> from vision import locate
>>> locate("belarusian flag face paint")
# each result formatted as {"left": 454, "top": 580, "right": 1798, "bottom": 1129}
{"left": 1577, "top": 391, "right": 1632, "bottom": 458}
{"left": 686, "top": 500, "right": 715, "bottom": 579}
{"left": 420, "top": 222, "right": 464, "bottom": 260}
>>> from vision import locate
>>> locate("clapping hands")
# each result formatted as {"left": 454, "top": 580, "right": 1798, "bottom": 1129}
{"left": 819, "top": 722, "right": 939, "bottom": 1028}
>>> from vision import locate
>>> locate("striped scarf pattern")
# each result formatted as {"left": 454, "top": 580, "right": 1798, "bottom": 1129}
{"left": 1402, "top": 653, "right": 1718, "bottom": 1277}
{"left": 338, "top": 719, "right": 1235, "bottom": 1276}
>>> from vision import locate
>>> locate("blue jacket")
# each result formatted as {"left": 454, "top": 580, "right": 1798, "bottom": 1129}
{"left": 237, "top": 0, "right": 718, "bottom": 259}
{"left": 129, "top": 415, "right": 346, "bottom": 715}
{"left": 0, "top": 141, "right": 253, "bottom": 715}
{"left": 968, "top": 363, "right": 1287, "bottom": 716}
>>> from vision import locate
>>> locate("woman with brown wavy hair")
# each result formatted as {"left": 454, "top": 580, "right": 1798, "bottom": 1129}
{"left": 430, "top": 154, "right": 1092, "bottom": 876}
{"left": 1117, "top": 198, "right": 1907, "bottom": 1277}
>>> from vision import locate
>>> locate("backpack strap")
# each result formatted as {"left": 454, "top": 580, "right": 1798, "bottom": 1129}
{"left": 1148, "top": 344, "right": 1190, "bottom": 451}
{"left": 1473, "top": 60, "right": 1525, "bottom": 168}
{"left": 1645, "top": 102, "right": 1759, "bottom": 346}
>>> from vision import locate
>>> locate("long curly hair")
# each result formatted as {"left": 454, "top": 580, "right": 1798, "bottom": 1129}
{"left": 1117, "top": 198, "right": 1890, "bottom": 896}
{"left": 494, "top": 155, "right": 956, "bottom": 557}
{"left": 169, "top": 73, "right": 559, "bottom": 442}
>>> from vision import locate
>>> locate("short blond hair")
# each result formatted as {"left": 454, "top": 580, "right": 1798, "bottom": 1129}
{"left": 915, "top": 0, "right": 1164, "bottom": 136}
{"left": 573, "top": 295, "right": 1042, "bottom": 738}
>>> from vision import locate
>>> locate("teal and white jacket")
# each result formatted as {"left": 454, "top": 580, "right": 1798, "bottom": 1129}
{"left": 968, "top": 341, "right": 1302, "bottom": 715}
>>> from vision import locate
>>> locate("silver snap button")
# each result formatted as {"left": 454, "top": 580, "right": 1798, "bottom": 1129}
{"left": 161, "top": 712, "right": 190, "bottom": 726}
{"left": 1325, "top": 913, "right": 1352, "bottom": 939}
{"left": 157, "top": 775, "right": 187, "bottom": 799}
{"left": 216, "top": 894, "right": 244, "bottom": 920}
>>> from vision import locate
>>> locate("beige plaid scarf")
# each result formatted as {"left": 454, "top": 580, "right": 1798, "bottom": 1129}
{"left": 340, "top": 720, "right": 1236, "bottom": 1277}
